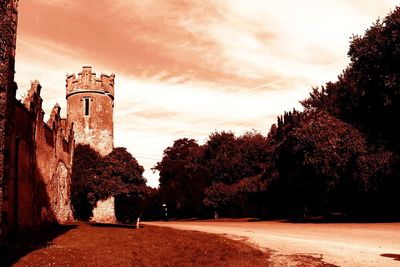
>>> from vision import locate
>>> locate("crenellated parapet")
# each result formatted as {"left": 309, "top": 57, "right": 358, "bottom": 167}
{"left": 66, "top": 66, "right": 114, "bottom": 99}
{"left": 22, "top": 81, "right": 74, "bottom": 144}
{"left": 66, "top": 66, "right": 115, "bottom": 157}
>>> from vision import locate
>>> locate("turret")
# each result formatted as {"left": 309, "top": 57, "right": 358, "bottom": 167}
{"left": 66, "top": 66, "right": 115, "bottom": 99}
{"left": 66, "top": 66, "right": 114, "bottom": 156}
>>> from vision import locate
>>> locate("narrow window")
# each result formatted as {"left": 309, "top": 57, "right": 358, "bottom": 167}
{"left": 84, "top": 98, "right": 90, "bottom": 116}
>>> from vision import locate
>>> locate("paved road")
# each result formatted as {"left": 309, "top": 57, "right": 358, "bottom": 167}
{"left": 142, "top": 221, "right": 400, "bottom": 266}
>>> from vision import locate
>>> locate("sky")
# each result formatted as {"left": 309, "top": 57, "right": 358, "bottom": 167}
{"left": 15, "top": 0, "right": 399, "bottom": 187}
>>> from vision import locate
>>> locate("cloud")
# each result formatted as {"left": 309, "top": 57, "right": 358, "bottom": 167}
{"left": 110, "top": 75, "right": 307, "bottom": 187}
{"left": 15, "top": 0, "right": 399, "bottom": 187}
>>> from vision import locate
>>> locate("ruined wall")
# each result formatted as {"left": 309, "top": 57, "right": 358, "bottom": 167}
{"left": 66, "top": 66, "right": 114, "bottom": 157}
{"left": 6, "top": 81, "right": 74, "bottom": 233}
{"left": 1, "top": 0, "right": 99, "bottom": 237}
{"left": 91, "top": 196, "right": 117, "bottom": 224}
{"left": 34, "top": 97, "right": 74, "bottom": 226}
{"left": 0, "top": 0, "right": 18, "bottom": 240}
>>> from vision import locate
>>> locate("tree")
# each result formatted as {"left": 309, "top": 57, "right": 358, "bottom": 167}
{"left": 98, "top": 147, "right": 146, "bottom": 198}
{"left": 100, "top": 147, "right": 147, "bottom": 223}
{"left": 155, "top": 132, "right": 271, "bottom": 218}
{"left": 302, "top": 7, "right": 400, "bottom": 153}
{"left": 203, "top": 131, "right": 240, "bottom": 185}
{"left": 153, "top": 138, "right": 209, "bottom": 218}
{"left": 204, "top": 131, "right": 269, "bottom": 185}
{"left": 70, "top": 145, "right": 102, "bottom": 220}
{"left": 299, "top": 8, "right": 400, "bottom": 218}
{"left": 202, "top": 131, "right": 270, "bottom": 217}
{"left": 275, "top": 111, "right": 393, "bottom": 216}
{"left": 71, "top": 146, "right": 147, "bottom": 221}
{"left": 203, "top": 182, "right": 235, "bottom": 213}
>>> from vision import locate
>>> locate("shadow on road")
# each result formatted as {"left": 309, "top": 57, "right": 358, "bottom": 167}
{"left": 151, "top": 217, "right": 263, "bottom": 222}
{"left": 381, "top": 253, "right": 400, "bottom": 261}
{"left": 283, "top": 215, "right": 400, "bottom": 224}
{"left": 0, "top": 224, "right": 77, "bottom": 267}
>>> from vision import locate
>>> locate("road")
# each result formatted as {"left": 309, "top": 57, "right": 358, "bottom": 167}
{"left": 142, "top": 220, "right": 400, "bottom": 266}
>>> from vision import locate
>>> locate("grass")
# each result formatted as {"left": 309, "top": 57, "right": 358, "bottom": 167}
{"left": 2, "top": 222, "right": 334, "bottom": 266}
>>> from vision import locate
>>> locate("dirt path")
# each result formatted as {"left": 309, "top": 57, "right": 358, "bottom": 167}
{"left": 142, "top": 221, "right": 400, "bottom": 266}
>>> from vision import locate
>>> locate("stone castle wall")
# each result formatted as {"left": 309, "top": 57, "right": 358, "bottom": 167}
{"left": 0, "top": 0, "right": 118, "bottom": 236}
{"left": 1, "top": 0, "right": 74, "bottom": 238}
{"left": 5, "top": 81, "right": 74, "bottom": 233}
{"left": 0, "top": 0, "right": 19, "bottom": 240}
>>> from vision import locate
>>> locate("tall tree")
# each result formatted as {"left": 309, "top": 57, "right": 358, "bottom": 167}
{"left": 202, "top": 131, "right": 270, "bottom": 217}
{"left": 275, "top": 111, "right": 393, "bottom": 216}
{"left": 99, "top": 147, "right": 147, "bottom": 222}
{"left": 302, "top": 7, "right": 400, "bottom": 153}
{"left": 98, "top": 147, "right": 146, "bottom": 198}
{"left": 154, "top": 138, "right": 208, "bottom": 218}
{"left": 71, "top": 145, "right": 102, "bottom": 220}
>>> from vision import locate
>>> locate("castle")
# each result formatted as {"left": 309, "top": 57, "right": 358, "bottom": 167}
{"left": 0, "top": 1, "right": 116, "bottom": 240}
{"left": 66, "top": 66, "right": 117, "bottom": 223}
{"left": 66, "top": 66, "right": 115, "bottom": 157}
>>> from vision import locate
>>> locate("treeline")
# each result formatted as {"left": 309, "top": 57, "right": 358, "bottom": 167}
{"left": 153, "top": 7, "right": 400, "bottom": 220}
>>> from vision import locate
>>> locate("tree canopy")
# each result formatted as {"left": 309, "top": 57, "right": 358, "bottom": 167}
{"left": 71, "top": 145, "right": 147, "bottom": 221}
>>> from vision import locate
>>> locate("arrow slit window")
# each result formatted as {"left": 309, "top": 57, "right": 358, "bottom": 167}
{"left": 84, "top": 97, "right": 90, "bottom": 116}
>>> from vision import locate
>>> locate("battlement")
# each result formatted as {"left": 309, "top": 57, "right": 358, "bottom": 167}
{"left": 66, "top": 66, "right": 115, "bottom": 99}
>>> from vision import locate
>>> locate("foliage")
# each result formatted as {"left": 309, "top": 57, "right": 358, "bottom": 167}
{"left": 71, "top": 145, "right": 147, "bottom": 221}
{"left": 203, "top": 182, "right": 235, "bottom": 210}
{"left": 202, "top": 131, "right": 270, "bottom": 214}
{"left": 71, "top": 145, "right": 102, "bottom": 220}
{"left": 153, "top": 138, "right": 209, "bottom": 218}
{"left": 301, "top": 7, "right": 400, "bottom": 153}
{"left": 155, "top": 132, "right": 270, "bottom": 217}
{"left": 274, "top": 111, "right": 393, "bottom": 215}
{"left": 97, "top": 147, "right": 146, "bottom": 199}
{"left": 203, "top": 131, "right": 268, "bottom": 185}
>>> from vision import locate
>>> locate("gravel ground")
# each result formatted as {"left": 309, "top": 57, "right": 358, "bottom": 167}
{"left": 143, "top": 220, "right": 400, "bottom": 266}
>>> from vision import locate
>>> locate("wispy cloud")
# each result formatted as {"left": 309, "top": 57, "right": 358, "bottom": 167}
{"left": 15, "top": 0, "right": 399, "bottom": 187}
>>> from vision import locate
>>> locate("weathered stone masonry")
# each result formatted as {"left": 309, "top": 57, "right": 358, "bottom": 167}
{"left": 7, "top": 81, "right": 74, "bottom": 234}
{"left": 0, "top": 0, "right": 118, "bottom": 237}
{"left": 66, "top": 66, "right": 114, "bottom": 157}
{"left": 0, "top": 80, "right": 75, "bottom": 238}
{"left": 1, "top": 1, "right": 74, "bottom": 240}
{"left": 66, "top": 66, "right": 116, "bottom": 223}
{"left": 0, "top": 0, "right": 19, "bottom": 240}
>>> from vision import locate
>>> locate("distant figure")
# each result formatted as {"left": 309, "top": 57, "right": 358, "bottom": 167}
{"left": 162, "top": 204, "right": 168, "bottom": 221}
{"left": 303, "top": 206, "right": 309, "bottom": 220}
{"left": 136, "top": 217, "right": 140, "bottom": 229}
{"left": 214, "top": 210, "right": 219, "bottom": 220}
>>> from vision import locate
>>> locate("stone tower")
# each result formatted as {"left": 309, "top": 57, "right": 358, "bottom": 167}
{"left": 66, "top": 66, "right": 116, "bottom": 223}
{"left": 66, "top": 66, "right": 115, "bottom": 156}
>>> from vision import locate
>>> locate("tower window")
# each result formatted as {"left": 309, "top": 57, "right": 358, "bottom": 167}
{"left": 84, "top": 98, "right": 90, "bottom": 116}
